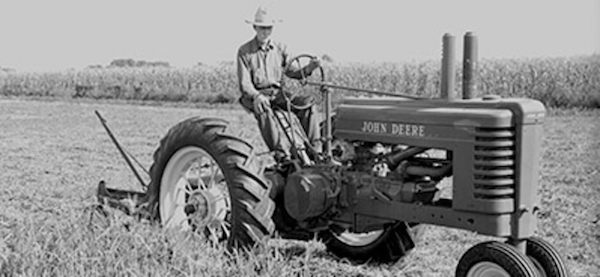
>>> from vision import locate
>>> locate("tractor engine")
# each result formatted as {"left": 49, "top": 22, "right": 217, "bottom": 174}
{"left": 278, "top": 96, "right": 545, "bottom": 233}
{"left": 282, "top": 141, "right": 450, "bottom": 226}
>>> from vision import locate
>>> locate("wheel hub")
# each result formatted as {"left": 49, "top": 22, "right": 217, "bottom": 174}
{"left": 185, "top": 187, "right": 228, "bottom": 229}
{"left": 467, "top": 261, "right": 511, "bottom": 277}
{"left": 160, "top": 146, "right": 231, "bottom": 240}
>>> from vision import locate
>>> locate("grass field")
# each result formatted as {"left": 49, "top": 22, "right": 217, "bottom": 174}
{"left": 0, "top": 98, "right": 598, "bottom": 276}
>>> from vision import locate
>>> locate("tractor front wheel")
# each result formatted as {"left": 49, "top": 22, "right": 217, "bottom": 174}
{"left": 147, "top": 117, "right": 275, "bottom": 248}
{"left": 456, "top": 241, "right": 538, "bottom": 277}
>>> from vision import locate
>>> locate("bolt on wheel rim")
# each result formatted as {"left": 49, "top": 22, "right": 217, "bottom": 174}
{"left": 333, "top": 230, "right": 384, "bottom": 246}
{"left": 159, "top": 146, "right": 230, "bottom": 241}
{"left": 466, "top": 262, "right": 511, "bottom": 277}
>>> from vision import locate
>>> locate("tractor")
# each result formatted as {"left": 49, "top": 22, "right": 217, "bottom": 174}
{"left": 96, "top": 34, "right": 568, "bottom": 277}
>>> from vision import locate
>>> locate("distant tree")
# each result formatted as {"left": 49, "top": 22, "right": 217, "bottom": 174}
{"left": 218, "top": 61, "right": 235, "bottom": 66}
{"left": 108, "top": 59, "right": 170, "bottom": 68}
{"left": 150, "top": 61, "right": 170, "bottom": 67}
{"left": 110, "top": 59, "right": 136, "bottom": 67}
{"left": 134, "top": 60, "right": 148, "bottom": 67}
{"left": 0, "top": 67, "right": 15, "bottom": 73}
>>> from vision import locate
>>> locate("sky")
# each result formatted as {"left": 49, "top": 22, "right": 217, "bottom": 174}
{"left": 0, "top": 0, "right": 598, "bottom": 71}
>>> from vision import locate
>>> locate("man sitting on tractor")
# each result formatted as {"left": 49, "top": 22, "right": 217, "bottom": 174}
{"left": 237, "top": 6, "right": 322, "bottom": 161}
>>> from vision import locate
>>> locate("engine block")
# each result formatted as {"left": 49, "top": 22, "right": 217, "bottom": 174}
{"left": 331, "top": 97, "right": 545, "bottom": 238}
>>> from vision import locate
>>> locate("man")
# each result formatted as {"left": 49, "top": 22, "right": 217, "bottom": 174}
{"left": 237, "top": 6, "right": 322, "bottom": 160}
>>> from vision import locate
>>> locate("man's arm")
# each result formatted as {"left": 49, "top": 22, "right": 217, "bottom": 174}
{"left": 237, "top": 50, "right": 260, "bottom": 98}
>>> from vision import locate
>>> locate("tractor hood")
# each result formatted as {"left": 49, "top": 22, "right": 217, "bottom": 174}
{"left": 333, "top": 96, "right": 545, "bottom": 145}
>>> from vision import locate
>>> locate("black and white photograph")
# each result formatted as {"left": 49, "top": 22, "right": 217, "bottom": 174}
{"left": 0, "top": 0, "right": 598, "bottom": 276}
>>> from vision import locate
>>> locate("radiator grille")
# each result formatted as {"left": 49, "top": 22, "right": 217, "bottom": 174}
{"left": 473, "top": 127, "right": 516, "bottom": 199}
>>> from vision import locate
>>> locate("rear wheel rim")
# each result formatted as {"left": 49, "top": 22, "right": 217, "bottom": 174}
{"left": 159, "top": 146, "right": 230, "bottom": 241}
{"left": 467, "top": 261, "right": 511, "bottom": 277}
{"left": 333, "top": 230, "right": 384, "bottom": 246}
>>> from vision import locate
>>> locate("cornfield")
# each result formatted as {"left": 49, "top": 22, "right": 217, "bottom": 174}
{"left": 1, "top": 55, "right": 598, "bottom": 108}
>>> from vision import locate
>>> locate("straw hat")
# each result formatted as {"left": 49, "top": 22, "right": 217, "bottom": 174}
{"left": 245, "top": 6, "right": 281, "bottom": 27}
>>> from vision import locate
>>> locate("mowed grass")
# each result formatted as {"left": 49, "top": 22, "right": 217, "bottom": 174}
{"left": 0, "top": 98, "right": 598, "bottom": 276}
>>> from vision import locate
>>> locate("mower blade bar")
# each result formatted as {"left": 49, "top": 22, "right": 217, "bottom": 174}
{"left": 95, "top": 110, "right": 148, "bottom": 190}
{"left": 97, "top": 180, "right": 146, "bottom": 216}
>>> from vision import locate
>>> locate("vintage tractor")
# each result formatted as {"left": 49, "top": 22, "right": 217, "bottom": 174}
{"left": 96, "top": 34, "right": 568, "bottom": 276}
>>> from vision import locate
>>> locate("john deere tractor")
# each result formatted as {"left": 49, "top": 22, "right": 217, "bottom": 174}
{"left": 97, "top": 36, "right": 568, "bottom": 277}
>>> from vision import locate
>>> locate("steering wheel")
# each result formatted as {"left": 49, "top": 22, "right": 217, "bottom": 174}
{"left": 284, "top": 54, "right": 326, "bottom": 87}
{"left": 284, "top": 54, "right": 333, "bottom": 160}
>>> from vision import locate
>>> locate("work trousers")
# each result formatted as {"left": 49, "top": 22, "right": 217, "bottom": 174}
{"left": 239, "top": 91, "right": 321, "bottom": 157}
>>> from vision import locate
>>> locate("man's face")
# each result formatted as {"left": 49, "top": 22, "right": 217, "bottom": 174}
{"left": 254, "top": 25, "right": 273, "bottom": 43}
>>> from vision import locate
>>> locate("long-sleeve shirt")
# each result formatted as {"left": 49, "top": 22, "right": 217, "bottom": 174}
{"left": 237, "top": 37, "right": 304, "bottom": 99}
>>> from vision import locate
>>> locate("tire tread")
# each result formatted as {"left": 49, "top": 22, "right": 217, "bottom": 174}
{"left": 456, "top": 241, "right": 539, "bottom": 277}
{"left": 526, "top": 237, "right": 569, "bottom": 277}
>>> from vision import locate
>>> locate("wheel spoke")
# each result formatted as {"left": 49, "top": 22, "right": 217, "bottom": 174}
{"left": 177, "top": 183, "right": 194, "bottom": 196}
{"left": 192, "top": 159, "right": 208, "bottom": 190}
{"left": 211, "top": 192, "right": 225, "bottom": 203}
{"left": 220, "top": 221, "right": 231, "bottom": 239}
{"left": 189, "top": 172, "right": 204, "bottom": 190}
{"left": 206, "top": 225, "right": 220, "bottom": 242}
{"left": 194, "top": 156, "right": 213, "bottom": 188}
{"left": 179, "top": 160, "right": 209, "bottom": 192}
{"left": 178, "top": 170, "right": 199, "bottom": 191}
{"left": 207, "top": 159, "right": 217, "bottom": 188}
{"left": 185, "top": 183, "right": 195, "bottom": 195}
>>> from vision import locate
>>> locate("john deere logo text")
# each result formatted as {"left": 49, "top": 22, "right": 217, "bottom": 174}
{"left": 361, "top": 121, "right": 425, "bottom": 137}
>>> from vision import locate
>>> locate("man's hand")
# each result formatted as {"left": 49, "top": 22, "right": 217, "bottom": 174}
{"left": 253, "top": 94, "right": 271, "bottom": 114}
{"left": 307, "top": 57, "right": 322, "bottom": 72}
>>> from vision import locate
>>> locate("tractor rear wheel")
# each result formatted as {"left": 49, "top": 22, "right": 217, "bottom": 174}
{"left": 320, "top": 222, "right": 419, "bottom": 263}
{"left": 147, "top": 117, "right": 275, "bottom": 248}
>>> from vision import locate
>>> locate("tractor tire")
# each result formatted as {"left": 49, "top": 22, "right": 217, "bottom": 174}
{"left": 526, "top": 237, "right": 569, "bottom": 277}
{"left": 146, "top": 117, "right": 275, "bottom": 248}
{"left": 320, "top": 222, "right": 420, "bottom": 263}
{"left": 456, "top": 241, "right": 539, "bottom": 277}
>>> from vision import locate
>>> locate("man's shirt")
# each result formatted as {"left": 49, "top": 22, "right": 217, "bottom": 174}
{"left": 237, "top": 37, "right": 298, "bottom": 99}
